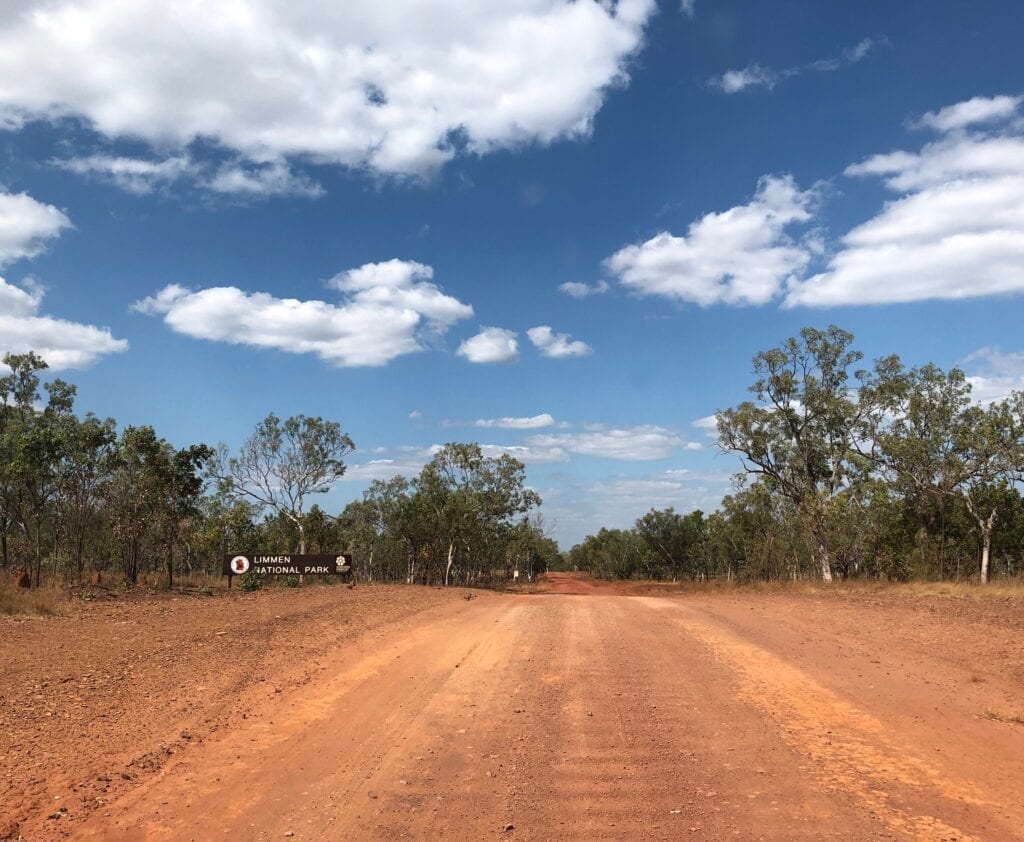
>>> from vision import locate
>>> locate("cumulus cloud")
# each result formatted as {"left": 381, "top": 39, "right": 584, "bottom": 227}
{"left": 527, "top": 325, "right": 592, "bottom": 358}
{"left": 457, "top": 327, "right": 519, "bottom": 364}
{"left": 0, "top": 276, "right": 128, "bottom": 370}
{"left": 0, "top": 1, "right": 654, "bottom": 178}
{"left": 0, "top": 190, "right": 71, "bottom": 266}
{"left": 961, "top": 347, "right": 1024, "bottom": 405}
{"left": 692, "top": 414, "right": 719, "bottom": 436}
{"left": 473, "top": 414, "right": 556, "bottom": 430}
{"left": 133, "top": 259, "right": 472, "bottom": 367}
{"left": 0, "top": 190, "right": 126, "bottom": 370}
{"left": 710, "top": 37, "right": 885, "bottom": 94}
{"left": 787, "top": 94, "right": 1024, "bottom": 307}
{"left": 525, "top": 424, "right": 686, "bottom": 461}
{"left": 206, "top": 160, "right": 324, "bottom": 198}
{"left": 341, "top": 456, "right": 428, "bottom": 483}
{"left": 476, "top": 443, "right": 568, "bottom": 464}
{"left": 916, "top": 95, "right": 1023, "bottom": 133}
{"left": 559, "top": 280, "right": 609, "bottom": 299}
{"left": 606, "top": 175, "right": 816, "bottom": 306}
{"left": 52, "top": 155, "right": 196, "bottom": 196}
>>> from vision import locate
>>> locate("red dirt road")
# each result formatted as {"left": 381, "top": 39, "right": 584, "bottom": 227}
{"left": 58, "top": 578, "right": 1024, "bottom": 841}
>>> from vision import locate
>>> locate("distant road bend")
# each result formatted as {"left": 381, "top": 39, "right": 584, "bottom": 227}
{"left": 77, "top": 573, "right": 1024, "bottom": 840}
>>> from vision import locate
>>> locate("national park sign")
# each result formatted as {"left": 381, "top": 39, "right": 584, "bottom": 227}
{"left": 223, "top": 553, "right": 353, "bottom": 577}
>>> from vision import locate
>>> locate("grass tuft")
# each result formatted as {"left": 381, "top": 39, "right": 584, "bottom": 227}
{"left": 983, "top": 709, "right": 1024, "bottom": 726}
{"left": 0, "top": 579, "right": 66, "bottom": 616}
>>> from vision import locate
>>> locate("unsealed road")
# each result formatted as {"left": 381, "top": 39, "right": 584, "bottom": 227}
{"left": 76, "top": 577, "right": 1024, "bottom": 840}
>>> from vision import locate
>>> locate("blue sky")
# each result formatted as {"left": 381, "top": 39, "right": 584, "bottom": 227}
{"left": 2, "top": 0, "right": 1024, "bottom": 545}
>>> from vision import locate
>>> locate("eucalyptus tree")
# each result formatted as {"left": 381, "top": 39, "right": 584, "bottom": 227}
{"left": 158, "top": 443, "right": 214, "bottom": 587}
{"left": 104, "top": 426, "right": 171, "bottom": 585}
{"left": 863, "top": 359, "right": 1024, "bottom": 583}
{"left": 717, "top": 326, "right": 871, "bottom": 581}
{"left": 634, "top": 507, "right": 706, "bottom": 581}
{"left": 0, "top": 352, "right": 47, "bottom": 570}
{"left": 217, "top": 413, "right": 354, "bottom": 554}
{"left": 55, "top": 412, "right": 116, "bottom": 580}
{"left": 415, "top": 444, "right": 540, "bottom": 585}
{"left": 3, "top": 355, "right": 78, "bottom": 584}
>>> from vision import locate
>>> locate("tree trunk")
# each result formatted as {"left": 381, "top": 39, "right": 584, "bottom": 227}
{"left": 33, "top": 517, "right": 42, "bottom": 588}
{"left": 166, "top": 537, "right": 174, "bottom": 589}
{"left": 75, "top": 527, "right": 85, "bottom": 582}
{"left": 815, "top": 537, "right": 833, "bottom": 582}
{"left": 979, "top": 509, "right": 996, "bottom": 584}
{"left": 444, "top": 540, "right": 455, "bottom": 586}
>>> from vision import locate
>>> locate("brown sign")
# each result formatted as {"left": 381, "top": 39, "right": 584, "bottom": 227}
{"left": 223, "top": 554, "right": 353, "bottom": 577}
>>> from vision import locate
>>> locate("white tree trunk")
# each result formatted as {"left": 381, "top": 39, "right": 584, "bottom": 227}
{"left": 444, "top": 540, "right": 455, "bottom": 586}
{"left": 816, "top": 539, "right": 833, "bottom": 582}
{"left": 980, "top": 510, "right": 996, "bottom": 584}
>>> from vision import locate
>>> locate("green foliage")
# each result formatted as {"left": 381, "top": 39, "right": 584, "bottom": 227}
{"left": 238, "top": 570, "right": 262, "bottom": 592}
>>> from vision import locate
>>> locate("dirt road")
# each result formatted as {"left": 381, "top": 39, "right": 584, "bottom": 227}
{"left": 59, "top": 575, "right": 1023, "bottom": 841}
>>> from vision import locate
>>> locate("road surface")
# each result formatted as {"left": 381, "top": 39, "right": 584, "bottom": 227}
{"left": 74, "top": 576, "right": 1024, "bottom": 840}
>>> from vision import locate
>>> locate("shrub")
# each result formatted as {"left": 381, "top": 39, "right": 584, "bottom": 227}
{"left": 239, "top": 570, "right": 262, "bottom": 592}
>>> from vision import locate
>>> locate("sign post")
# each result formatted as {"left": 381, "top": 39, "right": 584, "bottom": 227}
{"left": 223, "top": 553, "right": 353, "bottom": 584}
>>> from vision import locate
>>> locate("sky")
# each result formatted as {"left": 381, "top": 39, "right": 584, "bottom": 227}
{"left": 2, "top": 0, "right": 1024, "bottom": 546}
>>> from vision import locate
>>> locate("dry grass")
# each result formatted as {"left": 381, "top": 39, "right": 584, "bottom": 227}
{"left": 0, "top": 579, "right": 67, "bottom": 616}
{"left": 544, "top": 574, "right": 1024, "bottom": 602}
{"left": 983, "top": 709, "right": 1024, "bottom": 726}
{"left": 674, "top": 578, "right": 1024, "bottom": 602}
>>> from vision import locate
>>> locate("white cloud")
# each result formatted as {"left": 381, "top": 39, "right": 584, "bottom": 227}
{"left": 0, "top": 276, "right": 128, "bottom": 370}
{"left": 692, "top": 414, "right": 719, "bottom": 436}
{"left": 527, "top": 325, "right": 592, "bottom": 358}
{"left": 559, "top": 280, "right": 609, "bottom": 299}
{"left": 457, "top": 327, "right": 519, "bottom": 364}
{"left": 917, "top": 95, "right": 1023, "bottom": 133}
{"left": 525, "top": 424, "right": 686, "bottom": 461}
{"left": 0, "top": 1, "right": 654, "bottom": 178}
{"left": 476, "top": 443, "right": 568, "bottom": 464}
{"left": 710, "top": 37, "right": 883, "bottom": 94}
{"left": 0, "top": 190, "right": 125, "bottom": 370}
{"left": 341, "top": 456, "right": 426, "bottom": 483}
{"left": 680, "top": 0, "right": 696, "bottom": 17}
{"left": 52, "top": 155, "right": 195, "bottom": 195}
{"left": 133, "top": 259, "right": 473, "bottom": 367}
{"left": 52, "top": 154, "right": 322, "bottom": 199}
{"left": 961, "top": 347, "right": 1024, "bottom": 405}
{"left": 712, "top": 65, "right": 777, "bottom": 94}
{"left": 606, "top": 175, "right": 816, "bottom": 306}
{"left": 0, "top": 190, "right": 71, "bottom": 266}
{"left": 206, "top": 160, "right": 324, "bottom": 198}
{"left": 787, "top": 94, "right": 1024, "bottom": 307}
{"left": 408, "top": 410, "right": 423, "bottom": 420}
{"left": 473, "top": 414, "right": 555, "bottom": 430}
